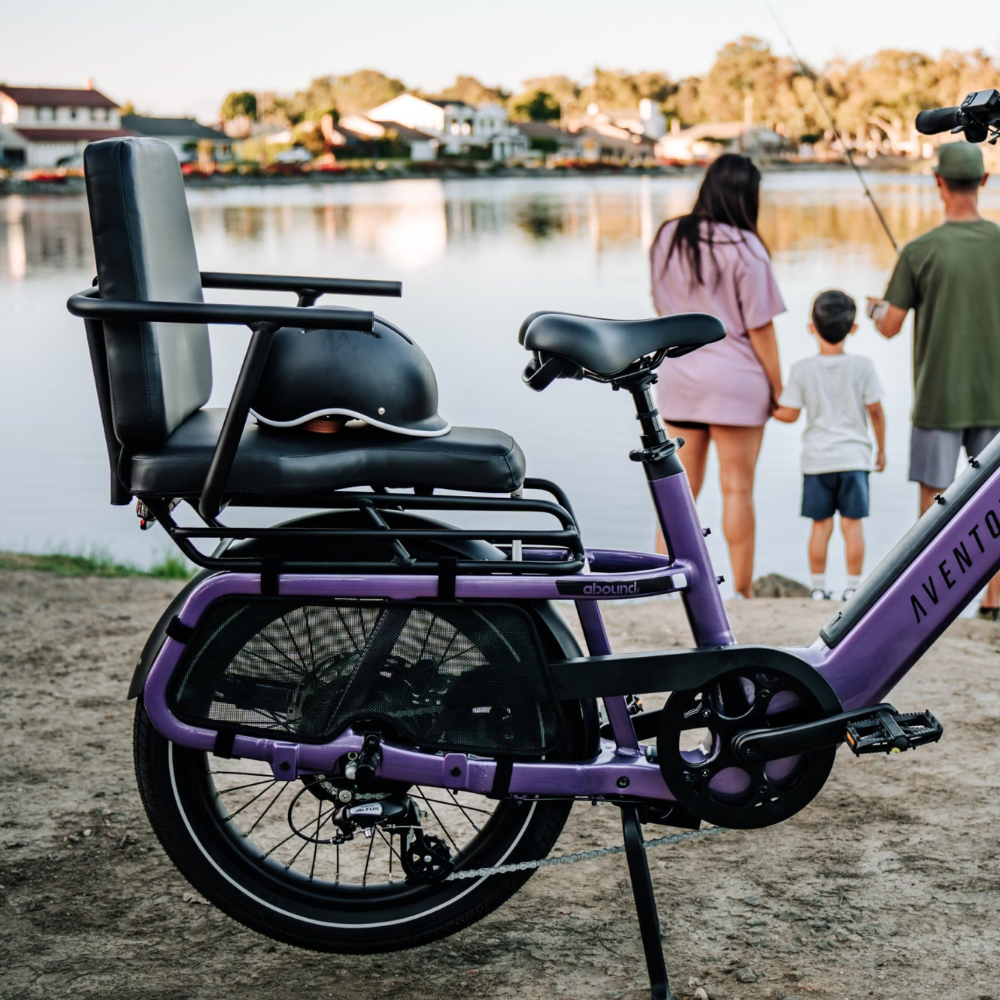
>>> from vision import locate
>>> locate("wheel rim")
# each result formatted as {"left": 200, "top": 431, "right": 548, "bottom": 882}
{"left": 167, "top": 742, "right": 540, "bottom": 928}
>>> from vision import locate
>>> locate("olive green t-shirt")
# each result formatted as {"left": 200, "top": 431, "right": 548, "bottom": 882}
{"left": 885, "top": 219, "right": 1000, "bottom": 429}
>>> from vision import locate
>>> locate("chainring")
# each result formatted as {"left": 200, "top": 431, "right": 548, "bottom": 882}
{"left": 657, "top": 662, "right": 840, "bottom": 830}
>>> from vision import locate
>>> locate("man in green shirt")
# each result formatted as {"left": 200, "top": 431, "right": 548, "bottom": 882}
{"left": 867, "top": 142, "right": 1000, "bottom": 617}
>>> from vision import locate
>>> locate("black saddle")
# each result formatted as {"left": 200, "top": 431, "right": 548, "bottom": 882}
{"left": 519, "top": 311, "right": 726, "bottom": 378}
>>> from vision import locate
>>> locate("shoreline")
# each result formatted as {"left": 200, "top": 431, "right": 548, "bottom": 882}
{"left": 0, "top": 158, "right": 930, "bottom": 198}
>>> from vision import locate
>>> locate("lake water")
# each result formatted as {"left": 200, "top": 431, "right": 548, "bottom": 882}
{"left": 3, "top": 171, "right": 998, "bottom": 599}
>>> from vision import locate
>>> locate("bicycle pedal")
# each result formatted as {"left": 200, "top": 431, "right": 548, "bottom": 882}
{"left": 844, "top": 708, "right": 943, "bottom": 756}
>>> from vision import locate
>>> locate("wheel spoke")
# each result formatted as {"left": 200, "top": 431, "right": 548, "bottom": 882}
{"left": 216, "top": 778, "right": 280, "bottom": 795}
{"left": 446, "top": 790, "right": 485, "bottom": 829}
{"left": 414, "top": 787, "right": 459, "bottom": 852}
{"left": 361, "top": 831, "right": 376, "bottom": 888}
{"left": 244, "top": 782, "right": 290, "bottom": 835}
{"left": 223, "top": 779, "right": 280, "bottom": 820}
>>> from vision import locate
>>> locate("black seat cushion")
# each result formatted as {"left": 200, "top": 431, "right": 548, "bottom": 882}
{"left": 127, "top": 411, "right": 525, "bottom": 498}
{"left": 519, "top": 310, "right": 725, "bottom": 376}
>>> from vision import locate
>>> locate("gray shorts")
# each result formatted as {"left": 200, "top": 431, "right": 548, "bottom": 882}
{"left": 909, "top": 426, "right": 1000, "bottom": 488}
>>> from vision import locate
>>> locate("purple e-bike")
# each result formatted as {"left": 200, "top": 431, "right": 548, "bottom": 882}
{"left": 69, "top": 130, "right": 989, "bottom": 1000}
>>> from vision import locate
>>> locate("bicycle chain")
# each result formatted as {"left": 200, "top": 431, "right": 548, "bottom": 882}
{"left": 445, "top": 824, "right": 729, "bottom": 881}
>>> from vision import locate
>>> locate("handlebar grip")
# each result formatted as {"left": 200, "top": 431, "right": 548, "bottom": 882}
{"left": 916, "top": 107, "right": 961, "bottom": 135}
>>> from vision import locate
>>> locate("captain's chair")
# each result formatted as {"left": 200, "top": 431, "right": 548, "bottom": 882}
{"left": 70, "top": 138, "right": 525, "bottom": 522}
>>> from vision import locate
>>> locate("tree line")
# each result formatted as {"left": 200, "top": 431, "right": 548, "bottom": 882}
{"left": 220, "top": 36, "right": 998, "bottom": 145}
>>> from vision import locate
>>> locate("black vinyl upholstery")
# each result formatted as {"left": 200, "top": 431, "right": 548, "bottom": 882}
{"left": 128, "top": 411, "right": 526, "bottom": 498}
{"left": 81, "top": 137, "right": 528, "bottom": 502}
{"left": 519, "top": 310, "right": 726, "bottom": 376}
{"left": 85, "top": 137, "right": 212, "bottom": 448}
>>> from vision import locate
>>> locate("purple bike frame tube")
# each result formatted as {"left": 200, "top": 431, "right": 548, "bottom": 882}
{"left": 143, "top": 638, "right": 674, "bottom": 799}
{"left": 802, "top": 460, "right": 1000, "bottom": 709}
{"left": 575, "top": 600, "right": 641, "bottom": 754}
{"left": 649, "top": 471, "right": 735, "bottom": 647}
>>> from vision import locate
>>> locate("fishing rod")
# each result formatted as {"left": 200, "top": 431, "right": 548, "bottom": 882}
{"left": 763, "top": 0, "right": 900, "bottom": 253}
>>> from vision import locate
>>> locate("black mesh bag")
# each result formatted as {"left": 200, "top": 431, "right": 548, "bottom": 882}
{"left": 168, "top": 598, "right": 564, "bottom": 757}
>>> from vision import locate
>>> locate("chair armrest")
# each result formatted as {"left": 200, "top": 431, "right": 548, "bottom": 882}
{"left": 66, "top": 286, "right": 375, "bottom": 332}
{"left": 200, "top": 271, "right": 402, "bottom": 298}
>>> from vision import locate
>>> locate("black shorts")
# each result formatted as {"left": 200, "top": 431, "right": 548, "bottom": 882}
{"left": 801, "top": 471, "right": 870, "bottom": 520}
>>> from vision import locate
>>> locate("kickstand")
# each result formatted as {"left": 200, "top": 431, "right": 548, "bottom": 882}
{"left": 620, "top": 804, "right": 671, "bottom": 1000}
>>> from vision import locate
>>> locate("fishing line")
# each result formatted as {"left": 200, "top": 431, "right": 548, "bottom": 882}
{"left": 762, "top": 0, "right": 900, "bottom": 253}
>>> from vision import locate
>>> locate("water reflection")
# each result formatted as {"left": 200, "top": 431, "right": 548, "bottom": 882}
{"left": 2, "top": 172, "right": 997, "bottom": 592}
{"left": 0, "top": 195, "right": 93, "bottom": 279}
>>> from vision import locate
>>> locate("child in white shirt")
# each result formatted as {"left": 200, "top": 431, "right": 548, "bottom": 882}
{"left": 773, "top": 290, "right": 886, "bottom": 600}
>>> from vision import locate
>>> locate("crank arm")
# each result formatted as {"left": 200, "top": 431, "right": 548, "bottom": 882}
{"left": 731, "top": 703, "right": 897, "bottom": 761}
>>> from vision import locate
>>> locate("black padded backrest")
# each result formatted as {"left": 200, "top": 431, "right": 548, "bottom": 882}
{"left": 84, "top": 137, "right": 212, "bottom": 448}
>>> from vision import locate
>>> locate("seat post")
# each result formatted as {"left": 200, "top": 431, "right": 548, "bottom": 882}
{"left": 628, "top": 378, "right": 684, "bottom": 481}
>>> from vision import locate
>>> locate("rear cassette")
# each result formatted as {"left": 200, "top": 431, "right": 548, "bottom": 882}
{"left": 657, "top": 665, "right": 840, "bottom": 830}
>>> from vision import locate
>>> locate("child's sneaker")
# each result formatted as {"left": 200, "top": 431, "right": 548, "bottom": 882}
{"left": 842, "top": 588, "right": 857, "bottom": 601}
{"left": 810, "top": 588, "right": 832, "bottom": 600}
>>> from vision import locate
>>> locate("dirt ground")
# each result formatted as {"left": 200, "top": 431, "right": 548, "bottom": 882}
{"left": 1, "top": 569, "right": 999, "bottom": 1000}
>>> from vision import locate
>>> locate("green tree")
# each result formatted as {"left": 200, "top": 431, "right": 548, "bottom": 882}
{"left": 509, "top": 89, "right": 561, "bottom": 122}
{"left": 699, "top": 36, "right": 781, "bottom": 123}
{"left": 288, "top": 70, "right": 404, "bottom": 122}
{"left": 220, "top": 91, "right": 257, "bottom": 121}
{"left": 437, "top": 75, "right": 508, "bottom": 106}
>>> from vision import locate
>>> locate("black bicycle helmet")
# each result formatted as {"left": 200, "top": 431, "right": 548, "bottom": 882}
{"left": 250, "top": 317, "right": 451, "bottom": 437}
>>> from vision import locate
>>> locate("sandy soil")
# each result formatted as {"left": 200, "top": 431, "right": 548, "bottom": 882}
{"left": 1, "top": 569, "right": 998, "bottom": 1000}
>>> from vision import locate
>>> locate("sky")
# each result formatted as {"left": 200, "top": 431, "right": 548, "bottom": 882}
{"left": 4, "top": 0, "right": 998, "bottom": 121}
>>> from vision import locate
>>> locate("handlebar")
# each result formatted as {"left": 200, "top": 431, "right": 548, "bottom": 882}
{"left": 915, "top": 107, "right": 961, "bottom": 135}
{"left": 916, "top": 90, "right": 1000, "bottom": 141}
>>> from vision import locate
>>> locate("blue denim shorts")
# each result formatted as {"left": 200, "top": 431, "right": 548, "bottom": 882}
{"left": 801, "top": 471, "right": 870, "bottom": 520}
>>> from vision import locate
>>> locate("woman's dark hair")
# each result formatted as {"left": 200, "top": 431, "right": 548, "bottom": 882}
{"left": 658, "top": 153, "right": 765, "bottom": 286}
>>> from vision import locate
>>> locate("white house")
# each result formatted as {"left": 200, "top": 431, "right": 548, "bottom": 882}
{"left": 368, "top": 94, "right": 528, "bottom": 161}
{"left": 0, "top": 83, "right": 129, "bottom": 167}
{"left": 570, "top": 98, "right": 667, "bottom": 140}
{"left": 120, "top": 115, "right": 232, "bottom": 162}
{"left": 655, "top": 121, "right": 787, "bottom": 163}
{"left": 338, "top": 114, "right": 440, "bottom": 161}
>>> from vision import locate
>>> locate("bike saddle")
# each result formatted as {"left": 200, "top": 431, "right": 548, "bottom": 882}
{"left": 518, "top": 310, "right": 726, "bottom": 384}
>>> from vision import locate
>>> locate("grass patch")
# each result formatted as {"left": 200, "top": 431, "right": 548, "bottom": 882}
{"left": 0, "top": 550, "right": 193, "bottom": 580}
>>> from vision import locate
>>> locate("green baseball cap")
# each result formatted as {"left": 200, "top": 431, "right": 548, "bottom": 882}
{"left": 934, "top": 142, "right": 985, "bottom": 180}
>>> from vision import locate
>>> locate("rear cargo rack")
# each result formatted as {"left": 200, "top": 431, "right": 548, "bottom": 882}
{"left": 143, "top": 477, "right": 588, "bottom": 576}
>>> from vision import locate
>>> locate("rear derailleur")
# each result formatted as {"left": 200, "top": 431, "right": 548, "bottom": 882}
{"left": 296, "top": 768, "right": 454, "bottom": 882}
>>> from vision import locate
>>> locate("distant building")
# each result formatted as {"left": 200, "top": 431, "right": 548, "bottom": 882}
{"left": 514, "top": 121, "right": 583, "bottom": 160}
{"left": 0, "top": 83, "right": 128, "bottom": 167}
{"left": 368, "top": 94, "right": 528, "bottom": 161}
{"left": 121, "top": 115, "right": 232, "bottom": 162}
{"left": 655, "top": 121, "right": 788, "bottom": 163}
{"left": 575, "top": 124, "right": 657, "bottom": 165}
{"left": 338, "top": 114, "right": 440, "bottom": 161}
{"left": 569, "top": 98, "right": 667, "bottom": 140}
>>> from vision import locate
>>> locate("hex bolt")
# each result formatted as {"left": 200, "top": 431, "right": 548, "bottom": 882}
{"left": 346, "top": 752, "right": 359, "bottom": 761}
{"left": 450, "top": 766, "right": 462, "bottom": 777}
{"left": 616, "top": 776, "right": 630, "bottom": 788}
{"left": 337, "top": 788, "right": 353, "bottom": 803}
{"left": 701, "top": 708, "right": 712, "bottom": 719}
{"left": 279, "top": 761, "right": 290, "bottom": 772}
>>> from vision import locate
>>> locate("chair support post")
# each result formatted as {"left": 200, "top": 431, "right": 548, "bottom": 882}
{"left": 199, "top": 321, "right": 281, "bottom": 520}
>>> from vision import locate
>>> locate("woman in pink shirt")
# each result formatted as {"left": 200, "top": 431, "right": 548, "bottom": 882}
{"left": 650, "top": 154, "right": 785, "bottom": 598}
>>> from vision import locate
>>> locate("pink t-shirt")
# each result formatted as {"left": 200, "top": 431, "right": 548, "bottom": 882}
{"left": 650, "top": 219, "right": 786, "bottom": 427}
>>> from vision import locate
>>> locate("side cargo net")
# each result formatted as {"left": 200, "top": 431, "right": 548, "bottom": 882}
{"left": 168, "top": 598, "right": 563, "bottom": 757}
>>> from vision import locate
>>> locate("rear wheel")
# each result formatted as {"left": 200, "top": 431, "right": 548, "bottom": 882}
{"left": 134, "top": 698, "right": 586, "bottom": 952}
